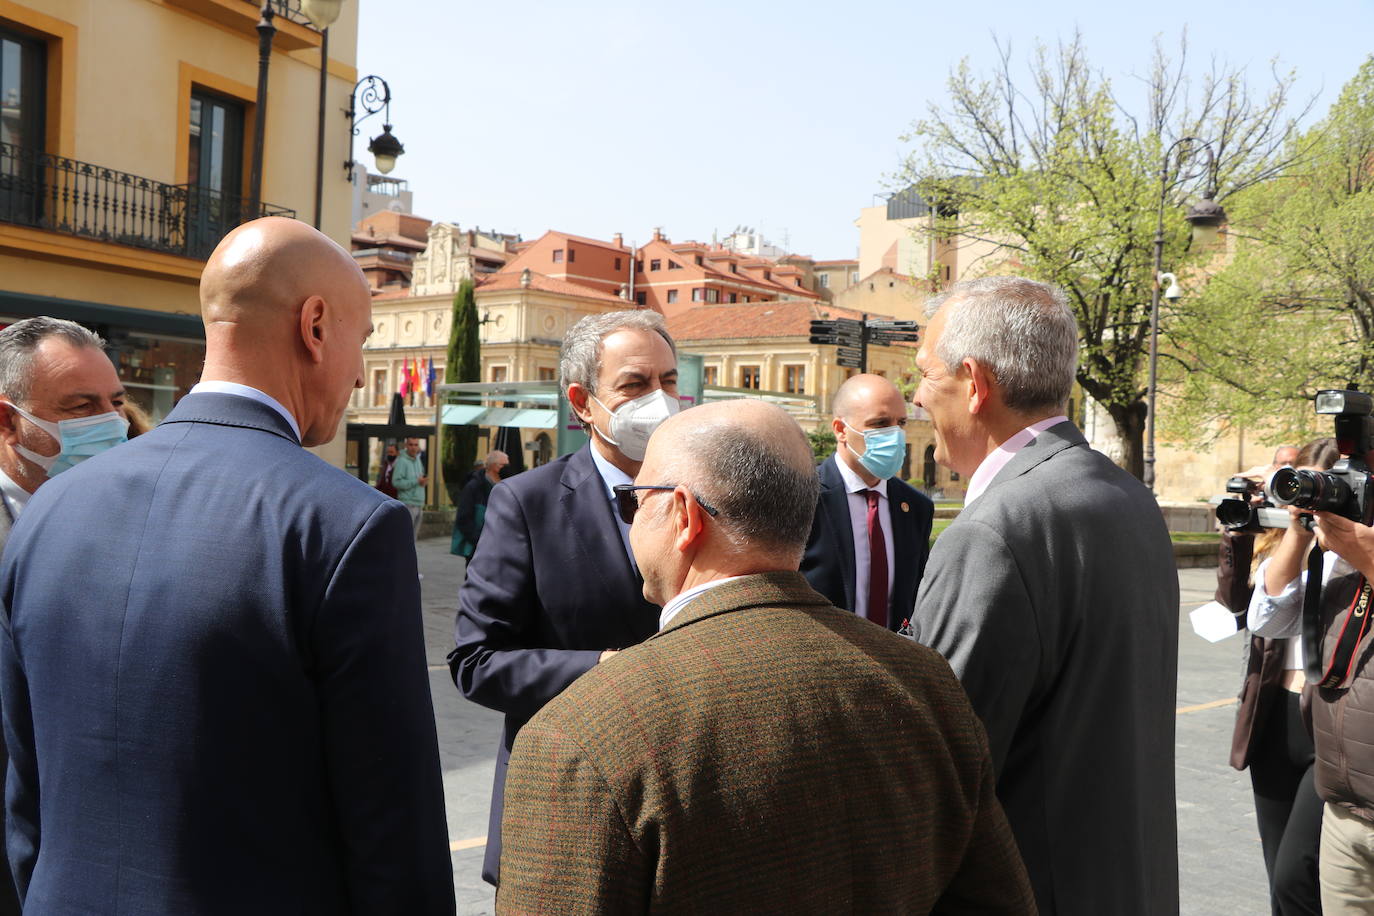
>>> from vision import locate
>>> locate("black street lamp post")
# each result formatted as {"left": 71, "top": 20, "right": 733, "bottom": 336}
{"left": 1144, "top": 137, "right": 1228, "bottom": 493}
{"left": 346, "top": 75, "right": 405, "bottom": 179}
{"left": 247, "top": 0, "right": 277, "bottom": 213}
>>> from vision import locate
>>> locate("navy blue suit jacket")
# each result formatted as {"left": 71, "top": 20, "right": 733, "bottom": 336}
{"left": 449, "top": 444, "right": 659, "bottom": 884}
{"left": 800, "top": 455, "right": 935, "bottom": 631}
{"left": 0, "top": 393, "right": 455, "bottom": 915}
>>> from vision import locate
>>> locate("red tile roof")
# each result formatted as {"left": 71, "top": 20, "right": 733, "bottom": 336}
{"left": 667, "top": 300, "right": 907, "bottom": 342}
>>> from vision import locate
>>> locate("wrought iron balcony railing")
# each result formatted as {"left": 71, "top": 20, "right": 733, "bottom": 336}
{"left": 0, "top": 142, "right": 295, "bottom": 261}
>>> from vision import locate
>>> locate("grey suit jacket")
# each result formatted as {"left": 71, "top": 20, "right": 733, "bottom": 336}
{"left": 913, "top": 421, "right": 1179, "bottom": 915}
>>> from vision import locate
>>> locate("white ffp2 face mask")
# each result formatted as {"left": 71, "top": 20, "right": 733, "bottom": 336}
{"left": 589, "top": 389, "right": 681, "bottom": 462}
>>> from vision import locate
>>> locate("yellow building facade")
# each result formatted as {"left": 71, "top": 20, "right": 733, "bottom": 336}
{"left": 0, "top": 0, "right": 360, "bottom": 461}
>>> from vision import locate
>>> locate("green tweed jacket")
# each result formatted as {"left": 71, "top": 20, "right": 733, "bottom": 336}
{"left": 497, "top": 571, "right": 1035, "bottom": 915}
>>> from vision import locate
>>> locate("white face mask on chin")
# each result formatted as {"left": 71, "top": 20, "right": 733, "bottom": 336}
{"left": 589, "top": 389, "right": 681, "bottom": 462}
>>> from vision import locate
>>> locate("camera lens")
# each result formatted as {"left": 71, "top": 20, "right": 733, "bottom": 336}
{"left": 1270, "top": 468, "right": 1305, "bottom": 504}
{"left": 1269, "top": 467, "right": 1353, "bottom": 513}
{"left": 1215, "top": 498, "right": 1256, "bottom": 530}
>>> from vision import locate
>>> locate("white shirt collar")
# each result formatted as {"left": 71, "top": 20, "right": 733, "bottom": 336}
{"left": 190, "top": 381, "right": 302, "bottom": 442}
{"left": 965, "top": 415, "right": 1068, "bottom": 506}
{"left": 659, "top": 575, "right": 748, "bottom": 630}
{"left": 0, "top": 465, "right": 32, "bottom": 519}
{"left": 588, "top": 441, "right": 635, "bottom": 498}
{"left": 833, "top": 453, "right": 888, "bottom": 499}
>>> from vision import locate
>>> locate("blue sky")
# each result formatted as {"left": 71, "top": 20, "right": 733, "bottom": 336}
{"left": 356, "top": 0, "right": 1373, "bottom": 259}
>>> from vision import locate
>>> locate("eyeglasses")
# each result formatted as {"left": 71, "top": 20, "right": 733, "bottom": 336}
{"left": 612, "top": 484, "right": 720, "bottom": 525}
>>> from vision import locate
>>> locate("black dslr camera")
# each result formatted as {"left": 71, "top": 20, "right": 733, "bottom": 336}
{"left": 1215, "top": 475, "right": 1289, "bottom": 533}
{"left": 1268, "top": 389, "right": 1374, "bottom": 525}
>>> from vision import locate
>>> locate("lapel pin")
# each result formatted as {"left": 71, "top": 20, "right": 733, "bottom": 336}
{"left": 901, "top": 501, "right": 910, "bottom": 513}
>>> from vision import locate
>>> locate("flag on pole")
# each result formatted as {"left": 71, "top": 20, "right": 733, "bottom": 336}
{"left": 411, "top": 359, "right": 422, "bottom": 396}
{"left": 424, "top": 358, "right": 435, "bottom": 399}
{"left": 400, "top": 357, "right": 411, "bottom": 396}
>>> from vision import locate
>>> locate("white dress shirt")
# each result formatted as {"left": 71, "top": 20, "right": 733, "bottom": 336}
{"left": 965, "top": 415, "right": 1069, "bottom": 506}
{"left": 588, "top": 444, "right": 637, "bottom": 568}
{"left": 659, "top": 576, "right": 747, "bottom": 630}
{"left": 834, "top": 455, "right": 894, "bottom": 621}
{"left": 1248, "top": 553, "right": 1347, "bottom": 670}
{"left": 0, "top": 465, "right": 32, "bottom": 520}
{"left": 190, "top": 381, "right": 302, "bottom": 443}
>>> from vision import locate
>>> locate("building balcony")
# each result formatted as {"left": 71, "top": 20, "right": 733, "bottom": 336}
{"left": 166, "top": 0, "right": 324, "bottom": 52}
{"left": 0, "top": 143, "right": 294, "bottom": 263}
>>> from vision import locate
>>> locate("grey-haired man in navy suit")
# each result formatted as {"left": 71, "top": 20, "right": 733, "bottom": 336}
{"left": 450, "top": 309, "right": 678, "bottom": 887}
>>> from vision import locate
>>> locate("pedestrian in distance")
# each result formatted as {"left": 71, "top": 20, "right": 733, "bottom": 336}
{"left": 376, "top": 441, "right": 399, "bottom": 498}
{"left": 802, "top": 372, "right": 934, "bottom": 630}
{"left": 497, "top": 399, "right": 1036, "bottom": 915}
{"left": 0, "top": 316, "right": 131, "bottom": 916}
{"left": 450, "top": 308, "right": 678, "bottom": 887}
{"left": 0, "top": 217, "right": 455, "bottom": 914}
{"left": 392, "top": 435, "right": 428, "bottom": 541}
{"left": 911, "top": 276, "right": 1180, "bottom": 915}
{"left": 451, "top": 449, "right": 508, "bottom": 560}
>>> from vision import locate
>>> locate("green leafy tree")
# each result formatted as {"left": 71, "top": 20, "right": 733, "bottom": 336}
{"left": 900, "top": 33, "right": 1304, "bottom": 477}
{"left": 808, "top": 428, "right": 836, "bottom": 464}
{"left": 442, "top": 279, "right": 480, "bottom": 505}
{"left": 1165, "top": 56, "right": 1374, "bottom": 447}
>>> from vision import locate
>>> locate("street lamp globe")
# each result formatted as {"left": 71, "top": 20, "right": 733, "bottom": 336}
{"left": 301, "top": 0, "right": 343, "bottom": 30}
{"left": 368, "top": 124, "right": 405, "bottom": 175}
{"left": 1185, "top": 197, "right": 1227, "bottom": 248}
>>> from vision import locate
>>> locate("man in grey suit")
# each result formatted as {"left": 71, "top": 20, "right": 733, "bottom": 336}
{"left": 910, "top": 276, "right": 1179, "bottom": 915}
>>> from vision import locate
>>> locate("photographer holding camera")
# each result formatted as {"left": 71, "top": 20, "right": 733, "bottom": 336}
{"left": 1249, "top": 391, "right": 1374, "bottom": 912}
{"left": 1232, "top": 438, "right": 1338, "bottom": 916}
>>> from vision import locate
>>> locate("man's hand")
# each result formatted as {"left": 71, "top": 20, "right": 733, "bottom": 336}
{"left": 419, "top": 475, "right": 429, "bottom": 486}
{"left": 1314, "top": 511, "right": 1374, "bottom": 581}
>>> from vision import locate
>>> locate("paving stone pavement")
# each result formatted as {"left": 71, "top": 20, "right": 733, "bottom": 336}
{"left": 416, "top": 539, "right": 1271, "bottom": 914}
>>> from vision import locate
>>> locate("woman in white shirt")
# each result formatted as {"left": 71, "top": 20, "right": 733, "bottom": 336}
{"left": 1246, "top": 436, "right": 1339, "bottom": 916}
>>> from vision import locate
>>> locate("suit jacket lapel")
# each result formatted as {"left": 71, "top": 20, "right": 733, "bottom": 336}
{"left": 559, "top": 446, "right": 645, "bottom": 603}
{"left": 886, "top": 485, "right": 914, "bottom": 624}
{"left": 818, "top": 457, "right": 857, "bottom": 610}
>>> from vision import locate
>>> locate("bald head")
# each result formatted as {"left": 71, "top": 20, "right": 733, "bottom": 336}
{"left": 832, "top": 373, "right": 905, "bottom": 422}
{"left": 197, "top": 217, "right": 374, "bottom": 448}
{"left": 649, "top": 400, "right": 817, "bottom": 555}
{"left": 201, "top": 217, "right": 365, "bottom": 328}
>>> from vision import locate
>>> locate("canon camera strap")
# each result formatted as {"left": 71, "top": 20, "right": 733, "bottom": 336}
{"left": 1303, "top": 543, "right": 1374, "bottom": 688}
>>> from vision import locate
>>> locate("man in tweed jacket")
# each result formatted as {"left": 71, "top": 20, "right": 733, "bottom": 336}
{"left": 497, "top": 400, "right": 1034, "bottom": 915}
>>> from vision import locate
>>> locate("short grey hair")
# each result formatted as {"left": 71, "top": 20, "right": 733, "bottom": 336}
{"left": 0, "top": 317, "right": 107, "bottom": 406}
{"left": 925, "top": 277, "right": 1077, "bottom": 414}
{"left": 670, "top": 409, "right": 818, "bottom": 556}
{"left": 560, "top": 309, "right": 676, "bottom": 399}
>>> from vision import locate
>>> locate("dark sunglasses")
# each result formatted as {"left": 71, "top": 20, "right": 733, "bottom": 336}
{"left": 612, "top": 484, "right": 720, "bottom": 525}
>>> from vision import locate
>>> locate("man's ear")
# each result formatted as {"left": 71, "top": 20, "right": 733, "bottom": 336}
{"left": 831, "top": 416, "right": 847, "bottom": 445}
{"left": 964, "top": 358, "right": 997, "bottom": 415}
{"left": 0, "top": 402, "right": 19, "bottom": 446}
{"left": 672, "top": 487, "right": 707, "bottom": 554}
{"left": 299, "top": 295, "right": 328, "bottom": 364}
{"left": 566, "top": 383, "right": 593, "bottom": 424}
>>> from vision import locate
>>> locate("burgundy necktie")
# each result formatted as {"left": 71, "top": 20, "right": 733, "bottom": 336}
{"left": 865, "top": 490, "right": 888, "bottom": 629}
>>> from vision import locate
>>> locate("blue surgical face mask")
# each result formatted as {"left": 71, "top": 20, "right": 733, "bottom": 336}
{"left": 6, "top": 403, "right": 129, "bottom": 478}
{"left": 844, "top": 421, "right": 906, "bottom": 481}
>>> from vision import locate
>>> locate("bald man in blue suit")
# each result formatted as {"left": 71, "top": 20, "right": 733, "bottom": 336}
{"left": 0, "top": 219, "right": 454, "bottom": 915}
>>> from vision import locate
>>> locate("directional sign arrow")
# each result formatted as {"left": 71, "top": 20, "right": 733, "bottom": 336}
{"left": 835, "top": 346, "right": 864, "bottom": 359}
{"left": 871, "top": 332, "right": 922, "bottom": 343}
{"left": 836, "top": 356, "right": 864, "bottom": 369}
{"left": 809, "top": 335, "right": 840, "bottom": 345}
{"left": 865, "top": 319, "right": 920, "bottom": 330}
